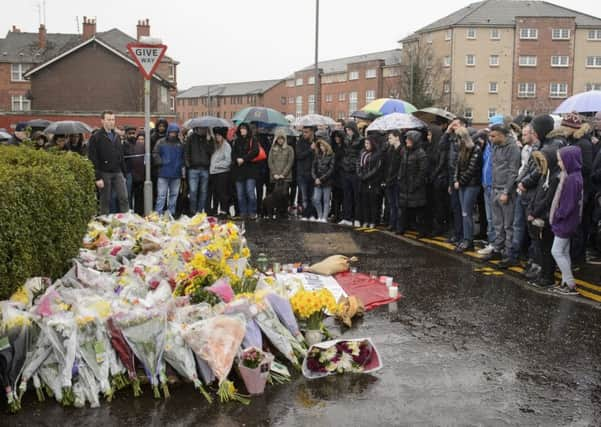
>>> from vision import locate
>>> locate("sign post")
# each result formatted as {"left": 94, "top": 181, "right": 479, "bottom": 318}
{"left": 127, "top": 39, "right": 167, "bottom": 216}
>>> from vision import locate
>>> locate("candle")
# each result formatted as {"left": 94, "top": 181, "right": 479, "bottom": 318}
{"left": 388, "top": 285, "right": 398, "bottom": 298}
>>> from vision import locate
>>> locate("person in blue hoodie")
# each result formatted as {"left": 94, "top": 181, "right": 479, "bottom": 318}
{"left": 550, "top": 145, "right": 584, "bottom": 295}
{"left": 153, "top": 123, "right": 184, "bottom": 216}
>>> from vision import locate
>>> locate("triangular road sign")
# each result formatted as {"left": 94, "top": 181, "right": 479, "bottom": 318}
{"left": 127, "top": 43, "right": 168, "bottom": 80}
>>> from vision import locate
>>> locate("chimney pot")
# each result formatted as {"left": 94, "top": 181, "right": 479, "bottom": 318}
{"left": 38, "top": 24, "right": 47, "bottom": 49}
{"left": 136, "top": 18, "right": 151, "bottom": 41}
{"left": 82, "top": 16, "right": 96, "bottom": 40}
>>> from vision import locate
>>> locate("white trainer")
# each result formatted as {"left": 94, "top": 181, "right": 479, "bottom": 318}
{"left": 477, "top": 244, "right": 494, "bottom": 255}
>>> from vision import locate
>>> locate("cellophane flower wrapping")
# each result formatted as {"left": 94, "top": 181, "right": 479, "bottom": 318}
{"left": 265, "top": 293, "right": 304, "bottom": 343}
{"left": 106, "top": 317, "right": 141, "bottom": 397}
{"left": 301, "top": 338, "right": 382, "bottom": 379}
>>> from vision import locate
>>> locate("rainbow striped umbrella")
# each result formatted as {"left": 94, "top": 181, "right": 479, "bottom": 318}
{"left": 360, "top": 98, "right": 417, "bottom": 116}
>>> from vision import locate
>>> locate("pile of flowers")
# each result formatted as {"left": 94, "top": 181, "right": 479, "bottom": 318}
{"left": 0, "top": 213, "right": 376, "bottom": 413}
{"left": 302, "top": 339, "right": 382, "bottom": 379}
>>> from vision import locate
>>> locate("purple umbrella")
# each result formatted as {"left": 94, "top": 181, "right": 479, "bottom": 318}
{"left": 554, "top": 90, "right": 601, "bottom": 114}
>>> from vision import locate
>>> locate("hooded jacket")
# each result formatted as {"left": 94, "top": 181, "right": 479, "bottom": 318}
{"left": 527, "top": 150, "right": 560, "bottom": 223}
{"left": 550, "top": 146, "right": 583, "bottom": 238}
{"left": 398, "top": 134, "right": 428, "bottom": 208}
{"left": 231, "top": 125, "right": 260, "bottom": 182}
{"left": 446, "top": 132, "right": 460, "bottom": 187}
{"left": 185, "top": 131, "right": 215, "bottom": 169}
{"left": 516, "top": 140, "right": 541, "bottom": 204}
{"left": 210, "top": 140, "right": 232, "bottom": 175}
{"left": 312, "top": 141, "right": 336, "bottom": 186}
{"left": 491, "top": 135, "right": 521, "bottom": 194}
{"left": 330, "top": 130, "right": 346, "bottom": 186}
{"left": 432, "top": 131, "right": 450, "bottom": 189}
{"left": 568, "top": 123, "right": 594, "bottom": 197}
{"left": 341, "top": 121, "right": 363, "bottom": 174}
{"left": 295, "top": 133, "right": 315, "bottom": 177}
{"left": 151, "top": 118, "right": 169, "bottom": 151}
{"left": 268, "top": 130, "right": 295, "bottom": 183}
{"left": 153, "top": 134, "right": 184, "bottom": 179}
{"left": 356, "top": 145, "right": 383, "bottom": 186}
{"left": 384, "top": 144, "right": 402, "bottom": 185}
{"left": 454, "top": 144, "right": 482, "bottom": 187}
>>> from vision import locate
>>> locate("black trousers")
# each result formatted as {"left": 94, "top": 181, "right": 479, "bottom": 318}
{"left": 131, "top": 181, "right": 145, "bottom": 216}
{"left": 399, "top": 206, "right": 426, "bottom": 234}
{"left": 359, "top": 182, "right": 380, "bottom": 225}
{"left": 331, "top": 185, "right": 344, "bottom": 221}
{"left": 432, "top": 182, "right": 450, "bottom": 235}
{"left": 209, "top": 172, "right": 230, "bottom": 214}
{"left": 529, "top": 223, "right": 556, "bottom": 282}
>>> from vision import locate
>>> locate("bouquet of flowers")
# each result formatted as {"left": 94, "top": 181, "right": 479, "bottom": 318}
{"left": 302, "top": 338, "right": 382, "bottom": 379}
{"left": 290, "top": 288, "right": 336, "bottom": 331}
{"left": 237, "top": 347, "right": 273, "bottom": 395}
{"left": 106, "top": 317, "right": 141, "bottom": 397}
{"left": 265, "top": 293, "right": 304, "bottom": 343}
{"left": 17, "top": 321, "right": 52, "bottom": 403}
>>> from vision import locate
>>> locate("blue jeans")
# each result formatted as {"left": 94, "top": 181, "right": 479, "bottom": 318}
{"left": 155, "top": 177, "right": 181, "bottom": 216}
{"left": 511, "top": 194, "right": 527, "bottom": 259}
{"left": 235, "top": 178, "right": 257, "bottom": 216}
{"left": 297, "top": 174, "right": 315, "bottom": 218}
{"left": 458, "top": 185, "right": 480, "bottom": 243}
{"left": 482, "top": 185, "right": 496, "bottom": 244}
{"left": 386, "top": 182, "right": 400, "bottom": 231}
{"left": 450, "top": 188, "right": 463, "bottom": 241}
{"left": 312, "top": 185, "right": 332, "bottom": 220}
{"left": 188, "top": 168, "right": 210, "bottom": 214}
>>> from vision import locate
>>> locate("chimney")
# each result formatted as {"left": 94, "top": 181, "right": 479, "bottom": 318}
{"left": 82, "top": 16, "right": 96, "bottom": 40}
{"left": 38, "top": 24, "right": 47, "bottom": 49}
{"left": 136, "top": 18, "right": 150, "bottom": 41}
{"left": 11, "top": 25, "right": 21, "bottom": 33}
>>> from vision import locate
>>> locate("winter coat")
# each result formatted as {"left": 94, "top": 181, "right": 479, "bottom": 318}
{"left": 331, "top": 137, "right": 345, "bottom": 187}
{"left": 527, "top": 150, "right": 560, "bottom": 223}
{"left": 152, "top": 136, "right": 184, "bottom": 179}
{"left": 491, "top": 136, "right": 521, "bottom": 194}
{"left": 384, "top": 145, "right": 402, "bottom": 185}
{"left": 268, "top": 141, "right": 295, "bottom": 183}
{"left": 185, "top": 133, "right": 215, "bottom": 169}
{"left": 341, "top": 121, "right": 363, "bottom": 174}
{"left": 210, "top": 141, "right": 231, "bottom": 175}
{"left": 356, "top": 148, "right": 383, "bottom": 186}
{"left": 481, "top": 140, "right": 493, "bottom": 187}
{"left": 231, "top": 135, "right": 260, "bottom": 182}
{"left": 568, "top": 124, "right": 594, "bottom": 198}
{"left": 592, "top": 149, "right": 601, "bottom": 193}
{"left": 312, "top": 152, "right": 336, "bottom": 186}
{"left": 550, "top": 146, "right": 584, "bottom": 238}
{"left": 516, "top": 141, "right": 541, "bottom": 205}
{"left": 454, "top": 144, "right": 482, "bottom": 187}
{"left": 87, "top": 128, "right": 127, "bottom": 180}
{"left": 123, "top": 139, "right": 146, "bottom": 183}
{"left": 447, "top": 133, "right": 460, "bottom": 187}
{"left": 431, "top": 132, "right": 450, "bottom": 189}
{"left": 150, "top": 118, "right": 168, "bottom": 152}
{"left": 398, "top": 143, "right": 428, "bottom": 208}
{"left": 295, "top": 137, "right": 314, "bottom": 177}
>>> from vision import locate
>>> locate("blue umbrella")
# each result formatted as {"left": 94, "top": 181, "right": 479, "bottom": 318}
{"left": 554, "top": 90, "right": 601, "bottom": 114}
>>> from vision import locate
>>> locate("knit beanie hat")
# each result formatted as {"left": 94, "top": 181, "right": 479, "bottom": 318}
{"left": 531, "top": 114, "right": 554, "bottom": 140}
{"left": 561, "top": 112, "right": 583, "bottom": 129}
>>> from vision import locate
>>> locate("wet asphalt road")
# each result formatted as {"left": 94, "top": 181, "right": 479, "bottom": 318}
{"left": 8, "top": 220, "right": 601, "bottom": 427}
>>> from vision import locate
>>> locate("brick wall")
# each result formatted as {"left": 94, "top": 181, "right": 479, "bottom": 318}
{"left": 0, "top": 63, "right": 33, "bottom": 112}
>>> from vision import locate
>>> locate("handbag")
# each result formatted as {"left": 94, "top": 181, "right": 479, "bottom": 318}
{"left": 250, "top": 139, "right": 267, "bottom": 163}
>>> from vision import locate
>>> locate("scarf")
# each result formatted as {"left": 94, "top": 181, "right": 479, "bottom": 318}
{"left": 360, "top": 150, "right": 372, "bottom": 167}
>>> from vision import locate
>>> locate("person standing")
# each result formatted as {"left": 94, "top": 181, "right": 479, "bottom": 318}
{"left": 185, "top": 127, "right": 215, "bottom": 215}
{"left": 126, "top": 132, "right": 147, "bottom": 216}
{"left": 445, "top": 118, "right": 468, "bottom": 244}
{"left": 267, "top": 128, "right": 295, "bottom": 218}
{"left": 398, "top": 130, "right": 428, "bottom": 236}
{"left": 330, "top": 130, "right": 346, "bottom": 223}
{"left": 476, "top": 130, "right": 496, "bottom": 255}
{"left": 296, "top": 126, "right": 316, "bottom": 221}
{"left": 87, "top": 111, "right": 129, "bottom": 215}
{"left": 312, "top": 139, "right": 336, "bottom": 223}
{"left": 483, "top": 124, "right": 521, "bottom": 268}
{"left": 231, "top": 123, "right": 260, "bottom": 219}
{"left": 383, "top": 130, "right": 403, "bottom": 232}
{"left": 453, "top": 127, "right": 482, "bottom": 252}
{"left": 209, "top": 128, "right": 232, "bottom": 217}
{"left": 550, "top": 146, "right": 584, "bottom": 295}
{"left": 357, "top": 136, "right": 383, "bottom": 229}
{"left": 339, "top": 121, "right": 363, "bottom": 226}
{"left": 153, "top": 123, "right": 185, "bottom": 216}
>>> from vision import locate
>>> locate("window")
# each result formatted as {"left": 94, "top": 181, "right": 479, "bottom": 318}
{"left": 443, "top": 56, "right": 451, "bottom": 67}
{"left": 426, "top": 36, "right": 433, "bottom": 44}
{"left": 338, "top": 111, "right": 345, "bottom": 120}
{"left": 168, "top": 63, "right": 175, "bottom": 81}
{"left": 586, "top": 56, "right": 601, "bottom": 68}
{"left": 489, "top": 82, "right": 498, "bottom": 93}
{"left": 295, "top": 96, "right": 303, "bottom": 117}
{"left": 464, "top": 108, "right": 473, "bottom": 120}
{"left": 466, "top": 28, "right": 476, "bottom": 39}
{"left": 338, "top": 92, "right": 346, "bottom": 101}
{"left": 169, "top": 96, "right": 175, "bottom": 111}
{"left": 280, "top": 96, "right": 287, "bottom": 105}
{"left": 383, "top": 67, "right": 401, "bottom": 77}
{"left": 520, "top": 28, "right": 538, "bottom": 40}
{"left": 464, "top": 81, "right": 475, "bottom": 93}
{"left": 588, "top": 29, "right": 601, "bottom": 40}
{"left": 443, "top": 81, "right": 450, "bottom": 94}
{"left": 445, "top": 29, "right": 452, "bottom": 41}
{"left": 286, "top": 79, "right": 295, "bottom": 87}
{"left": 348, "top": 91, "right": 358, "bottom": 114}
{"left": 518, "top": 82, "right": 536, "bottom": 98}
{"left": 490, "top": 28, "right": 500, "bottom": 40}
{"left": 288, "top": 96, "right": 294, "bottom": 105}
{"left": 308, "top": 75, "right": 315, "bottom": 85}
{"left": 551, "top": 56, "right": 569, "bottom": 67}
{"left": 296, "top": 78, "right": 303, "bottom": 86}
{"left": 365, "top": 69, "right": 377, "bottom": 79}
{"left": 549, "top": 83, "right": 568, "bottom": 98}
{"left": 11, "top": 95, "right": 30, "bottom": 111}
{"left": 325, "top": 94, "right": 333, "bottom": 103}
{"left": 552, "top": 28, "right": 570, "bottom": 40}
{"left": 308, "top": 95, "right": 315, "bottom": 114}
{"left": 489, "top": 55, "right": 499, "bottom": 67}
{"left": 365, "top": 90, "right": 376, "bottom": 103}
{"left": 586, "top": 83, "right": 601, "bottom": 91}
{"left": 519, "top": 56, "right": 537, "bottom": 67}
{"left": 11, "top": 64, "right": 26, "bottom": 81}
{"left": 488, "top": 108, "right": 497, "bottom": 119}
{"left": 522, "top": 109, "right": 535, "bottom": 117}
{"left": 349, "top": 71, "right": 359, "bottom": 80}
{"left": 466, "top": 55, "right": 476, "bottom": 66}
{"left": 160, "top": 86, "right": 168, "bottom": 104}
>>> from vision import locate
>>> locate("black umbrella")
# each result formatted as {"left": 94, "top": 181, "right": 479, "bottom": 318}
{"left": 350, "top": 110, "right": 380, "bottom": 120}
{"left": 26, "top": 119, "right": 53, "bottom": 129}
{"left": 43, "top": 121, "right": 92, "bottom": 135}
{"left": 412, "top": 108, "right": 456, "bottom": 124}
{"left": 183, "top": 116, "right": 232, "bottom": 129}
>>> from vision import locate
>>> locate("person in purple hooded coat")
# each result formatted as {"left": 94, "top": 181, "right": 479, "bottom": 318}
{"left": 550, "top": 145, "right": 584, "bottom": 295}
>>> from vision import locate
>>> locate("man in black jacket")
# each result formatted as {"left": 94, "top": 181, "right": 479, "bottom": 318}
{"left": 185, "top": 127, "right": 215, "bottom": 214}
{"left": 295, "top": 126, "right": 316, "bottom": 220}
{"left": 339, "top": 121, "right": 363, "bottom": 226}
{"left": 87, "top": 110, "right": 129, "bottom": 214}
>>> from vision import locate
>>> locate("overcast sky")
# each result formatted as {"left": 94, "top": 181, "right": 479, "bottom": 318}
{"left": 2, "top": 0, "right": 599, "bottom": 89}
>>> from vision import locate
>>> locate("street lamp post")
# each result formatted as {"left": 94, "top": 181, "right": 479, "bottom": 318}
{"left": 314, "top": 0, "right": 320, "bottom": 114}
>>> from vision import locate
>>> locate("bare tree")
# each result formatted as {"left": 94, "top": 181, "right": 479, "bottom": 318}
{"left": 398, "top": 43, "right": 443, "bottom": 108}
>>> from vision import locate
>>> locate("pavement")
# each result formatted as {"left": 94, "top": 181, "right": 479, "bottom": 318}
{"left": 8, "top": 220, "right": 601, "bottom": 426}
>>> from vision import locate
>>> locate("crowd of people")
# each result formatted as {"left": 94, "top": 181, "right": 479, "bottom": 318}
{"left": 3, "top": 108, "right": 601, "bottom": 295}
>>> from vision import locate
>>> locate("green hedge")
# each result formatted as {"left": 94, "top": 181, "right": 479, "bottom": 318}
{"left": 0, "top": 146, "right": 96, "bottom": 299}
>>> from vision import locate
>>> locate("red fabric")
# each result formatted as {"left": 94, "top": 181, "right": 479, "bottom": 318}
{"left": 335, "top": 272, "right": 402, "bottom": 311}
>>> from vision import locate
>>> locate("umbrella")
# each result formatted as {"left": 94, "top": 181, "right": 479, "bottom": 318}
{"left": 553, "top": 90, "right": 601, "bottom": 114}
{"left": 26, "top": 119, "right": 53, "bottom": 129}
{"left": 360, "top": 98, "right": 417, "bottom": 115}
{"left": 183, "top": 116, "right": 232, "bottom": 129}
{"left": 366, "top": 113, "right": 427, "bottom": 132}
{"left": 412, "top": 107, "right": 456, "bottom": 124}
{"left": 294, "top": 114, "right": 337, "bottom": 127}
{"left": 349, "top": 110, "right": 380, "bottom": 120}
{"left": 0, "top": 131, "right": 11, "bottom": 141}
{"left": 44, "top": 121, "right": 92, "bottom": 135}
{"left": 232, "top": 107, "right": 289, "bottom": 127}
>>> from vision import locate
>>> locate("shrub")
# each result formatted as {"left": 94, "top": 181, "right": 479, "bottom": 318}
{"left": 0, "top": 146, "right": 96, "bottom": 298}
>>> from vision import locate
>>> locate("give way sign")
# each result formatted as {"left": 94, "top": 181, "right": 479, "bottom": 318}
{"left": 127, "top": 43, "right": 168, "bottom": 80}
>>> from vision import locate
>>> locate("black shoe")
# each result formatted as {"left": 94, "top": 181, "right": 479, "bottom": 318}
{"left": 455, "top": 241, "right": 474, "bottom": 253}
{"left": 498, "top": 257, "right": 519, "bottom": 269}
{"left": 523, "top": 264, "right": 541, "bottom": 280}
{"left": 446, "top": 236, "right": 459, "bottom": 244}
{"left": 529, "top": 277, "right": 556, "bottom": 289}
{"left": 482, "top": 251, "right": 503, "bottom": 261}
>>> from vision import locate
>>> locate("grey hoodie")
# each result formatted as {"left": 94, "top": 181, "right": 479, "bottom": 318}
{"left": 492, "top": 135, "right": 521, "bottom": 194}
{"left": 210, "top": 141, "right": 232, "bottom": 175}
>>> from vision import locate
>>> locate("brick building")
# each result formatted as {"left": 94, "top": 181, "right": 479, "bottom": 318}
{"left": 0, "top": 17, "right": 178, "bottom": 130}
{"left": 401, "top": 0, "right": 601, "bottom": 125}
